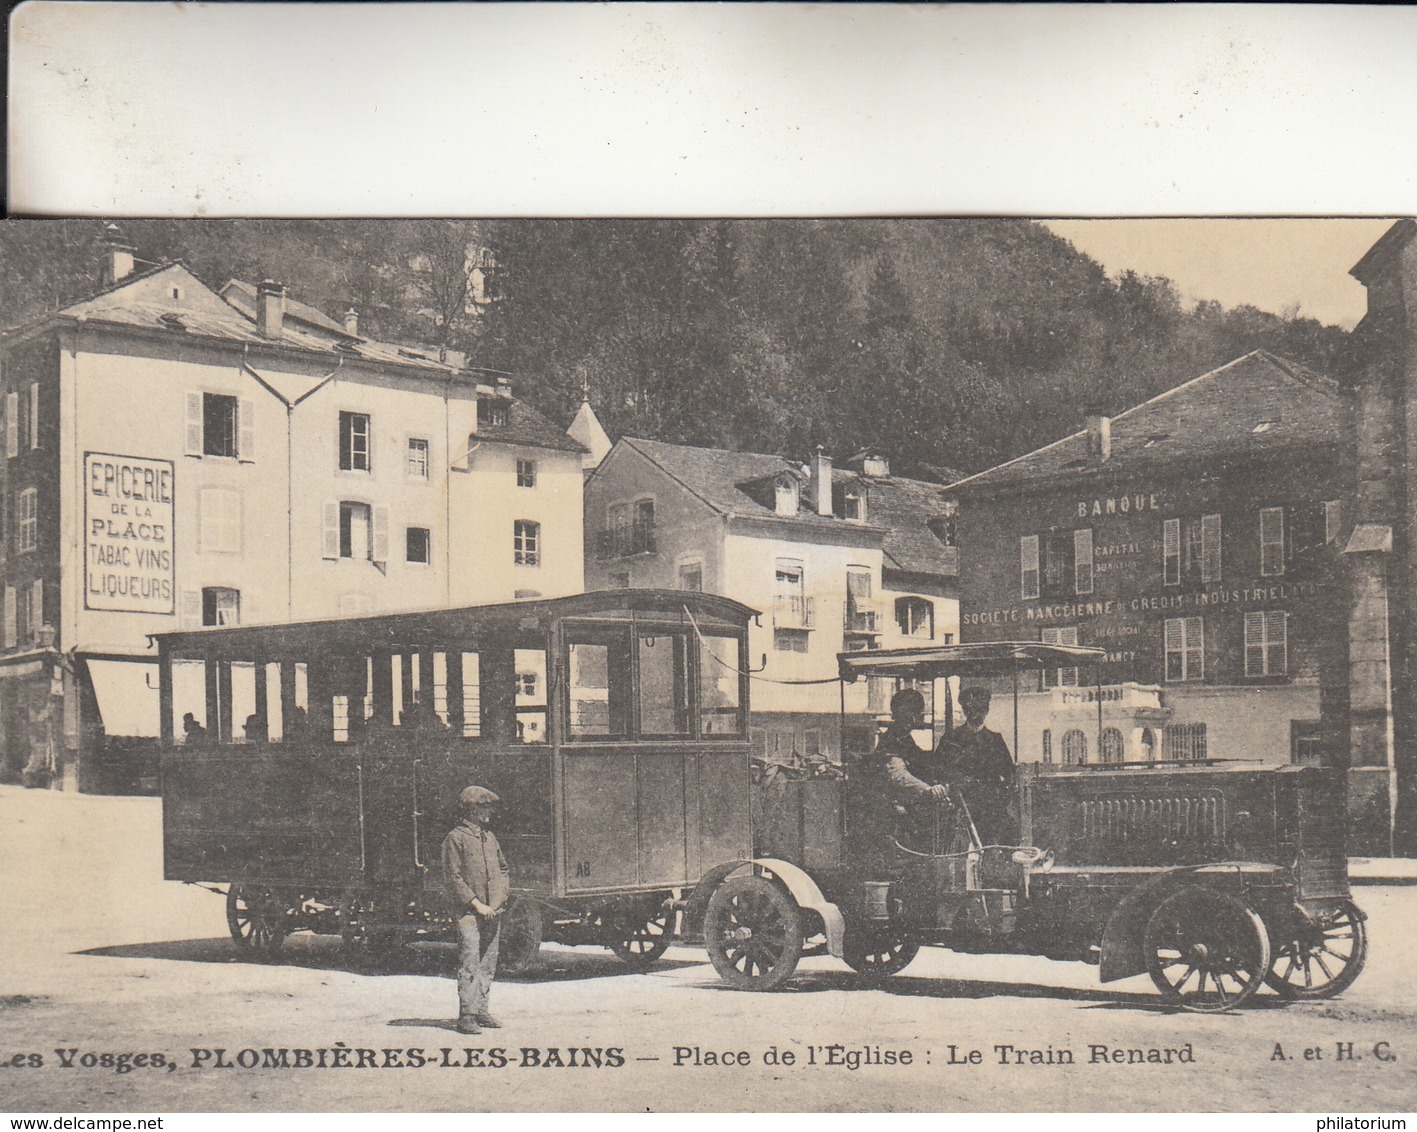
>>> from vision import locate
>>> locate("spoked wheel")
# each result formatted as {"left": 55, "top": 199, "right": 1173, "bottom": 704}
{"left": 843, "top": 926, "right": 919, "bottom": 980}
{"left": 1265, "top": 899, "right": 1368, "bottom": 1000}
{"left": 1144, "top": 887, "right": 1271, "bottom": 1013}
{"left": 497, "top": 896, "right": 545, "bottom": 975}
{"left": 704, "top": 875, "right": 803, "bottom": 991}
{"left": 226, "top": 885, "right": 290, "bottom": 959}
{"left": 604, "top": 906, "right": 674, "bottom": 969}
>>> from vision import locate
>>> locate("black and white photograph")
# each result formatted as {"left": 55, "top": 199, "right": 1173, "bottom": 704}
{"left": 3, "top": 2, "right": 1416, "bottom": 1122}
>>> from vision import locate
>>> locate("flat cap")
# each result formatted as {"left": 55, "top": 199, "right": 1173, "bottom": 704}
{"left": 459, "top": 785, "right": 501, "bottom": 807}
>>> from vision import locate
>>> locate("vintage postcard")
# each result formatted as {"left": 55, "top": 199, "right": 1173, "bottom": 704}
{"left": 0, "top": 217, "right": 1413, "bottom": 1117}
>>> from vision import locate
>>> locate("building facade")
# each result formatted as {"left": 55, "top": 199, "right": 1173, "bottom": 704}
{"left": 949, "top": 352, "right": 1353, "bottom": 804}
{"left": 583, "top": 438, "right": 960, "bottom": 761}
{"left": 0, "top": 236, "right": 586, "bottom": 791}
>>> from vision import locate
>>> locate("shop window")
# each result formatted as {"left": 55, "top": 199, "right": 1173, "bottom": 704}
{"left": 1244, "top": 610, "right": 1288, "bottom": 677}
{"left": 338, "top": 411, "right": 371, "bottom": 472}
{"left": 202, "top": 587, "right": 240, "bottom": 627}
{"left": 514, "top": 520, "right": 540, "bottom": 566}
{"left": 1164, "top": 617, "right": 1204, "bottom": 682}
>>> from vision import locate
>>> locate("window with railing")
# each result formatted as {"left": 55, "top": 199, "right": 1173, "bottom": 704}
{"left": 596, "top": 498, "right": 657, "bottom": 560}
{"left": 774, "top": 562, "right": 813, "bottom": 629}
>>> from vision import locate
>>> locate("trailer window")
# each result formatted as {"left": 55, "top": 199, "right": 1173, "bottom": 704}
{"left": 698, "top": 634, "right": 742, "bottom": 736}
{"left": 514, "top": 647, "right": 548, "bottom": 744}
{"left": 567, "top": 632, "right": 629, "bottom": 739}
{"left": 638, "top": 630, "right": 689, "bottom": 737}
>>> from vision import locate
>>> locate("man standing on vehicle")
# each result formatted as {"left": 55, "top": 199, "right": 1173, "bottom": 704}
{"left": 935, "top": 686, "right": 1015, "bottom": 845}
{"left": 442, "top": 785, "right": 510, "bottom": 1035}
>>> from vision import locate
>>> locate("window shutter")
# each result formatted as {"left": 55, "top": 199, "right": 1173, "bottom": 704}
{"left": 1185, "top": 616, "right": 1204, "bottom": 680}
{"left": 1163, "top": 519, "right": 1181, "bottom": 586}
{"left": 1243, "top": 611, "right": 1264, "bottom": 676}
{"left": 28, "top": 383, "right": 39, "bottom": 450}
{"left": 322, "top": 503, "right": 340, "bottom": 559}
{"left": 1201, "top": 514, "right": 1222, "bottom": 583}
{"left": 185, "top": 393, "right": 204, "bottom": 456}
{"left": 1020, "top": 535, "right": 1039, "bottom": 600}
{"left": 238, "top": 399, "right": 255, "bottom": 461}
{"left": 3, "top": 586, "right": 14, "bottom": 648}
{"left": 1260, "top": 507, "right": 1285, "bottom": 576}
{"left": 180, "top": 589, "right": 201, "bottom": 629}
{"left": 1073, "top": 528, "right": 1093, "bottom": 595}
{"left": 29, "top": 579, "right": 43, "bottom": 638}
{"left": 372, "top": 506, "right": 390, "bottom": 563}
{"left": 5, "top": 391, "right": 17, "bottom": 458}
{"left": 1265, "top": 610, "right": 1288, "bottom": 675}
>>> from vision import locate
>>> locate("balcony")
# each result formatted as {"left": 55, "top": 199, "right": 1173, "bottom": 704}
{"left": 843, "top": 599, "right": 881, "bottom": 636}
{"left": 595, "top": 520, "right": 657, "bottom": 561}
{"left": 774, "top": 594, "right": 815, "bottom": 630}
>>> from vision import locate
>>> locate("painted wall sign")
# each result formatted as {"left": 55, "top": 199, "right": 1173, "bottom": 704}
{"left": 83, "top": 452, "right": 175, "bottom": 613}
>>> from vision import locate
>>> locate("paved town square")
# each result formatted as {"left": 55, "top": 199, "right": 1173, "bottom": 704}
{"left": 1, "top": 785, "right": 1411, "bottom": 1113}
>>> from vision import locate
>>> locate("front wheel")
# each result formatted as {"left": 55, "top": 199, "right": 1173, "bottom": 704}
{"left": 1266, "top": 899, "right": 1368, "bottom": 1000}
{"left": 1144, "top": 887, "right": 1270, "bottom": 1013}
{"left": 704, "top": 875, "right": 803, "bottom": 990}
{"left": 226, "top": 885, "right": 289, "bottom": 958}
{"left": 843, "top": 927, "right": 919, "bottom": 979}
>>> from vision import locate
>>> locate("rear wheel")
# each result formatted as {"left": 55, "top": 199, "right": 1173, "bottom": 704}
{"left": 497, "top": 896, "right": 544, "bottom": 975}
{"left": 605, "top": 906, "right": 673, "bottom": 969}
{"left": 704, "top": 875, "right": 803, "bottom": 990}
{"left": 1266, "top": 899, "right": 1368, "bottom": 1000}
{"left": 226, "top": 885, "right": 289, "bottom": 958}
{"left": 1144, "top": 888, "right": 1270, "bottom": 1012}
{"left": 843, "top": 927, "right": 919, "bottom": 980}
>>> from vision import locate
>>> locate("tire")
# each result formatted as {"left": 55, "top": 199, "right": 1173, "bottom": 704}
{"left": 842, "top": 927, "right": 919, "bottom": 980}
{"left": 1143, "top": 887, "right": 1270, "bottom": 1013}
{"left": 226, "top": 885, "right": 289, "bottom": 959}
{"left": 605, "top": 906, "right": 674, "bottom": 969}
{"left": 497, "top": 896, "right": 544, "bottom": 975}
{"left": 704, "top": 875, "right": 803, "bottom": 991}
{"left": 1265, "top": 898, "right": 1368, "bottom": 1000}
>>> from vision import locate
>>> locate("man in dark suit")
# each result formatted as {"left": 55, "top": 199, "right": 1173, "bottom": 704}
{"left": 934, "top": 686, "right": 1016, "bottom": 846}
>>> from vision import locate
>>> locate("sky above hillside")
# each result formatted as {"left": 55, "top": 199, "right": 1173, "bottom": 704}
{"left": 1042, "top": 219, "right": 1395, "bottom": 331}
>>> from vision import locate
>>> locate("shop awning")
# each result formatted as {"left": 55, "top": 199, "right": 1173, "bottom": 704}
{"left": 86, "top": 658, "right": 161, "bottom": 737}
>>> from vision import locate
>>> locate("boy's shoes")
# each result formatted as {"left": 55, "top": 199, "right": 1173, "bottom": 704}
{"left": 474, "top": 1014, "right": 502, "bottom": 1029}
{"left": 456, "top": 1018, "right": 482, "bottom": 1035}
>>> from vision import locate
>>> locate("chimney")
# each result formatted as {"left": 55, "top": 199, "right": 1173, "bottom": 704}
{"left": 256, "top": 280, "right": 286, "bottom": 340}
{"left": 862, "top": 451, "right": 890, "bottom": 478}
{"left": 343, "top": 308, "right": 359, "bottom": 336}
{"left": 98, "top": 223, "right": 135, "bottom": 287}
{"left": 811, "top": 446, "right": 833, "bottom": 517}
{"left": 1086, "top": 409, "right": 1112, "bottom": 463}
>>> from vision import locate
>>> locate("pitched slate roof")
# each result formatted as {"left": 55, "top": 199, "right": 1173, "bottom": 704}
{"left": 475, "top": 399, "right": 588, "bottom": 454}
{"left": 618, "top": 437, "right": 955, "bottom": 577}
{"left": 947, "top": 350, "right": 1343, "bottom": 493}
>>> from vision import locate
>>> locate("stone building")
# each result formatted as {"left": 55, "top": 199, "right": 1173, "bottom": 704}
{"left": 0, "top": 231, "right": 587, "bottom": 792}
{"left": 948, "top": 352, "right": 1356, "bottom": 825}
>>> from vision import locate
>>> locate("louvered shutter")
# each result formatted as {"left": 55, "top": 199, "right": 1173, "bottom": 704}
{"left": 1201, "top": 514, "right": 1222, "bottom": 583}
{"left": 1073, "top": 528, "right": 1093, "bottom": 595}
{"left": 180, "top": 589, "right": 202, "bottom": 628}
{"left": 1265, "top": 610, "right": 1288, "bottom": 675}
{"left": 3, "top": 585, "right": 15, "bottom": 648}
{"left": 238, "top": 399, "right": 254, "bottom": 461}
{"left": 1163, "top": 519, "right": 1181, "bottom": 585}
{"left": 1260, "top": 507, "right": 1285, "bottom": 576}
{"left": 28, "top": 384, "right": 39, "bottom": 450}
{"left": 322, "top": 503, "right": 341, "bottom": 559}
{"left": 1020, "top": 535, "right": 1039, "bottom": 600}
{"left": 1184, "top": 617, "right": 1204, "bottom": 680}
{"left": 1244, "top": 611, "right": 1263, "bottom": 676}
{"left": 29, "top": 579, "right": 43, "bottom": 638}
{"left": 5, "top": 392, "right": 17, "bottom": 458}
{"left": 372, "top": 506, "right": 390, "bottom": 563}
{"left": 185, "top": 393, "right": 204, "bottom": 456}
{"left": 1165, "top": 617, "right": 1183, "bottom": 681}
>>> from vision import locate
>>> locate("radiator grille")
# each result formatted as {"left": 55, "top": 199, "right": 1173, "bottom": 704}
{"left": 1078, "top": 793, "right": 1226, "bottom": 845}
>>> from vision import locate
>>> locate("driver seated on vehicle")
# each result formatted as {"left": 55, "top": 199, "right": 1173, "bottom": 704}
{"left": 932, "top": 686, "right": 1017, "bottom": 847}
{"left": 860, "top": 689, "right": 950, "bottom": 861}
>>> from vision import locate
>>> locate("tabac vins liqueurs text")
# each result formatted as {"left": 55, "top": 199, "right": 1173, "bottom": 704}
{"left": 85, "top": 455, "right": 174, "bottom": 608}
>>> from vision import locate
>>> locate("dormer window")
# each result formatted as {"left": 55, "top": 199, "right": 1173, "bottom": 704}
{"left": 479, "top": 397, "right": 508, "bottom": 427}
{"left": 843, "top": 487, "right": 866, "bottom": 522}
{"left": 774, "top": 473, "right": 799, "bottom": 517}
